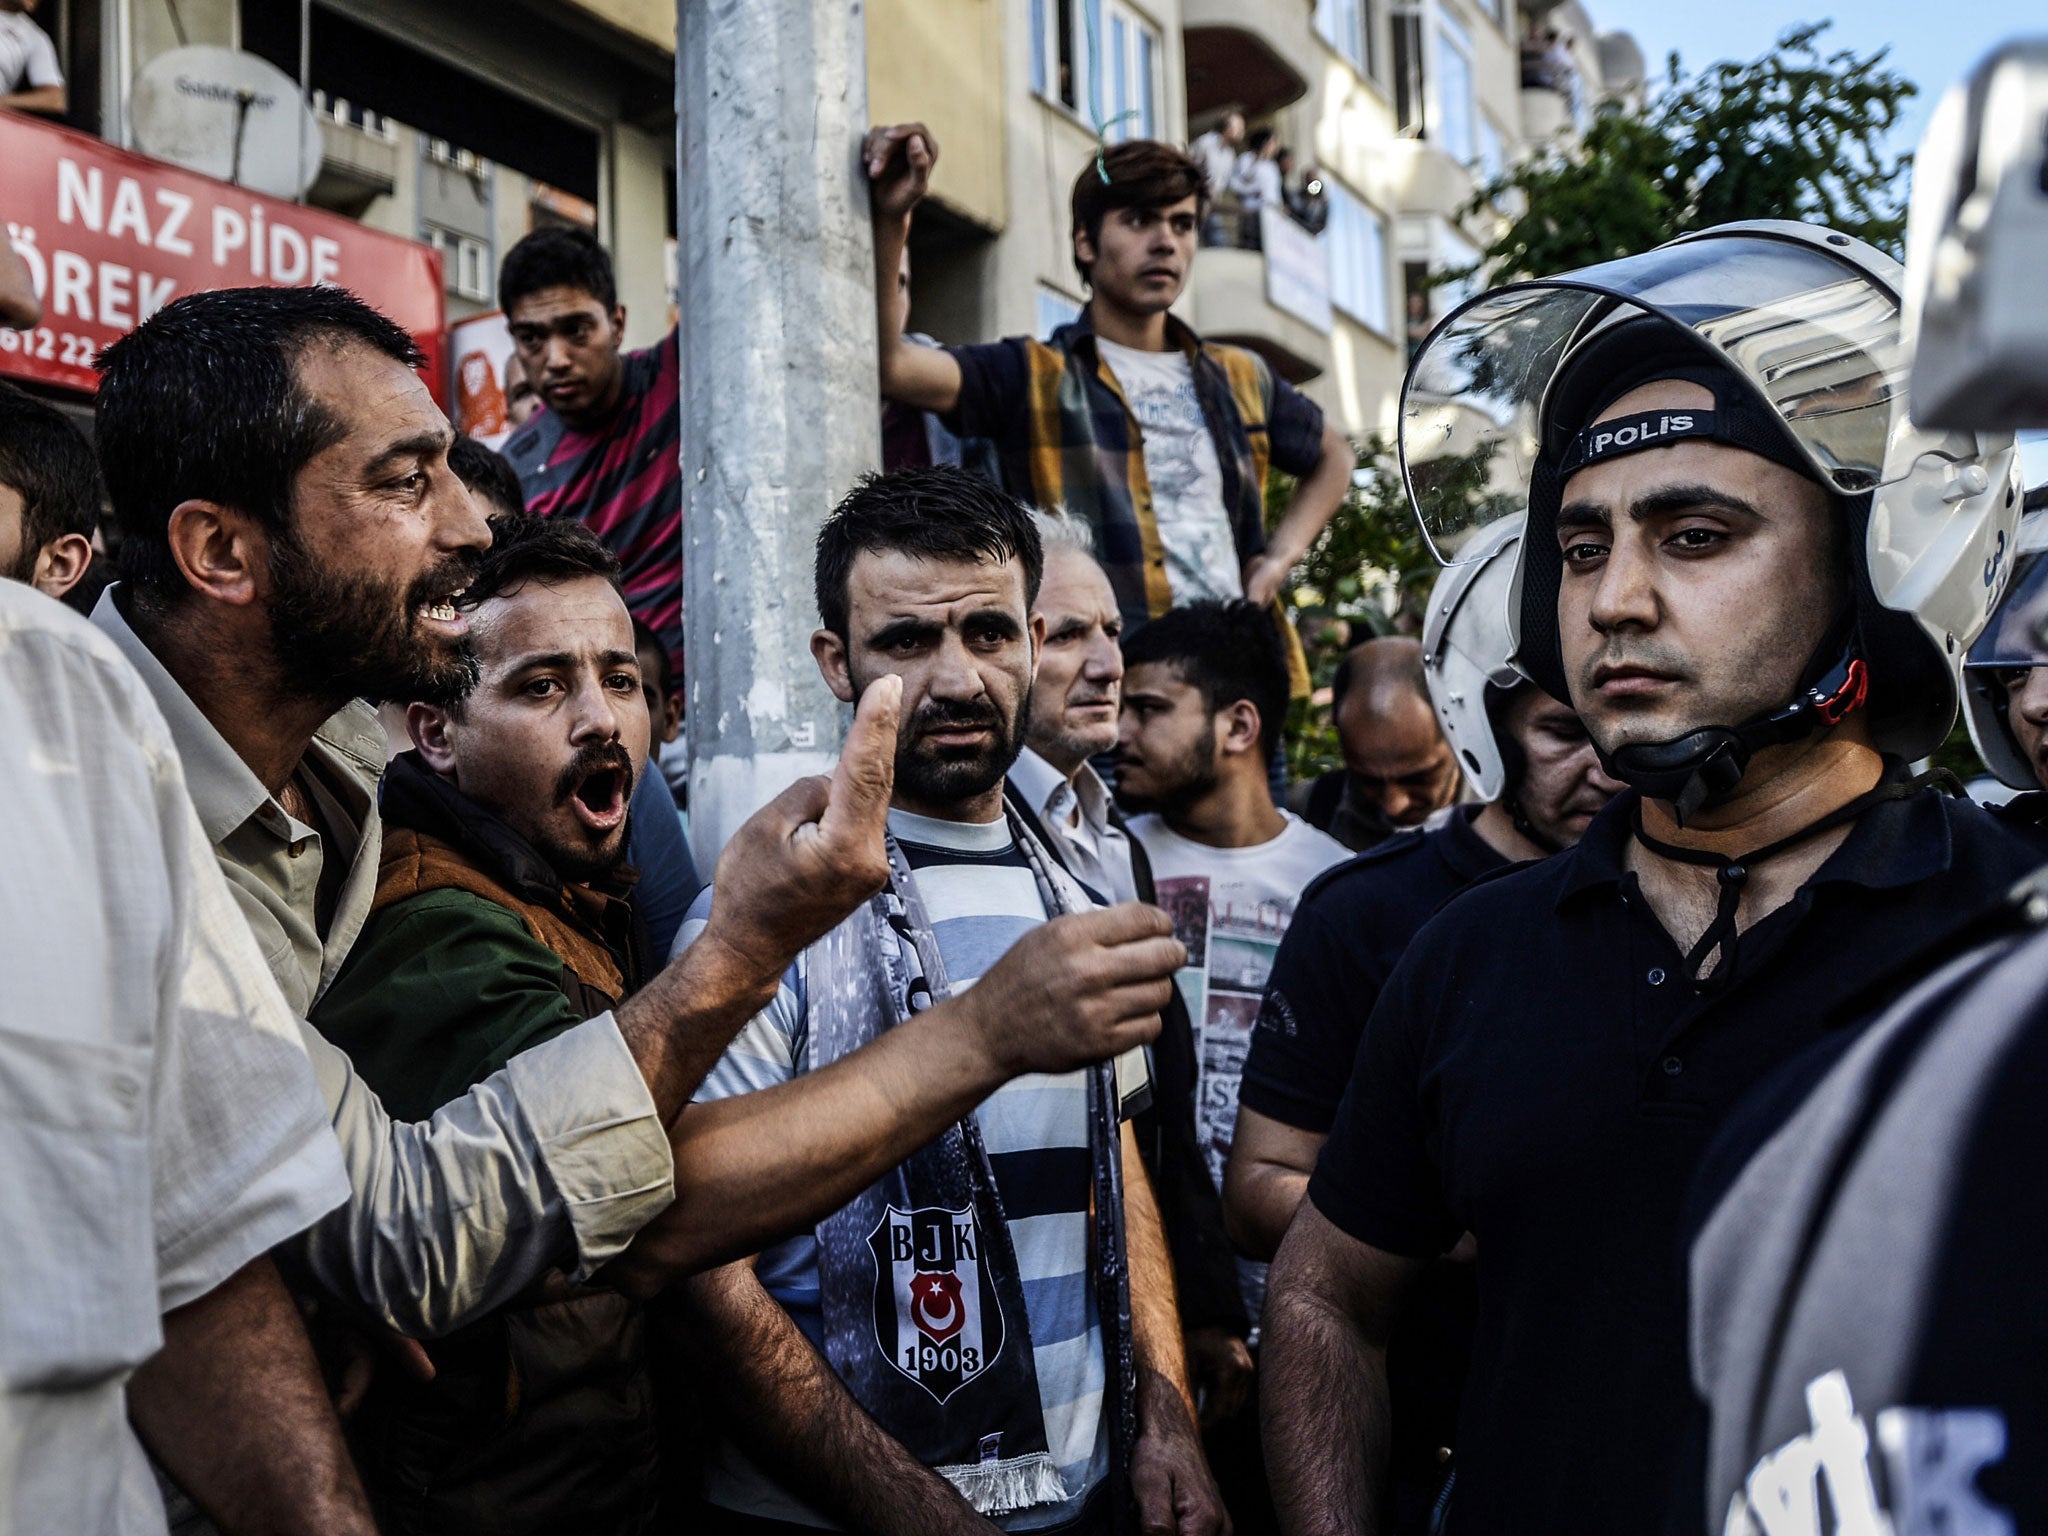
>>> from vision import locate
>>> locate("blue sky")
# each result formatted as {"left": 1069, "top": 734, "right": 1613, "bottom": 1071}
{"left": 1583, "top": 1, "right": 2046, "bottom": 482}
{"left": 1585, "top": 0, "right": 2040, "bottom": 157}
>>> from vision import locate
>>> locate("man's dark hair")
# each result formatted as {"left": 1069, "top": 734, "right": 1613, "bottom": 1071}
{"left": 1245, "top": 126, "right": 1276, "bottom": 154}
{"left": 1070, "top": 139, "right": 1209, "bottom": 286}
{"left": 498, "top": 226, "right": 617, "bottom": 316}
{"left": 448, "top": 435, "right": 525, "bottom": 518}
{"left": 1121, "top": 599, "right": 1291, "bottom": 758}
{"left": 815, "top": 465, "right": 1044, "bottom": 643}
{"left": 632, "top": 615, "right": 675, "bottom": 697}
{"left": 464, "top": 511, "right": 621, "bottom": 610}
{"left": 0, "top": 380, "right": 101, "bottom": 571}
{"left": 93, "top": 286, "right": 423, "bottom": 613}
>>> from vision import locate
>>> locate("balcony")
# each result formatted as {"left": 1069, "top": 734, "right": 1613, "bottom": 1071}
{"left": 1380, "top": 138, "right": 1474, "bottom": 224}
{"left": 1181, "top": 208, "right": 1331, "bottom": 384}
{"left": 1519, "top": 84, "right": 1571, "bottom": 143}
{"left": 1181, "top": 0, "right": 1314, "bottom": 119}
{"left": 306, "top": 113, "right": 402, "bottom": 218}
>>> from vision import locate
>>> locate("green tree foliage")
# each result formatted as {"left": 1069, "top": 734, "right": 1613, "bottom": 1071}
{"left": 1472, "top": 23, "right": 1917, "bottom": 280}
{"left": 1272, "top": 438, "right": 1432, "bottom": 780}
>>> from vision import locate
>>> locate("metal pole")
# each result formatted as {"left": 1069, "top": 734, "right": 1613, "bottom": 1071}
{"left": 677, "top": 0, "right": 879, "bottom": 869}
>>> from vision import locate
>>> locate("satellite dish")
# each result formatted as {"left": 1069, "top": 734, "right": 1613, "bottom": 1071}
{"left": 131, "top": 46, "right": 323, "bottom": 201}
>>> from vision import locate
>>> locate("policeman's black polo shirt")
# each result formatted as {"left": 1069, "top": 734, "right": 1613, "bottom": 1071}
{"left": 1307, "top": 781, "right": 2048, "bottom": 1536}
{"left": 1242, "top": 804, "right": 1509, "bottom": 1136}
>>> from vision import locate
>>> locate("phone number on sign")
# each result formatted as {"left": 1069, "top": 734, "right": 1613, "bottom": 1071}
{"left": 0, "top": 326, "right": 98, "bottom": 368}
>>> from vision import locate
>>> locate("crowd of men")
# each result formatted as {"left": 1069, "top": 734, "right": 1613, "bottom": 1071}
{"left": 4, "top": 91, "right": 2048, "bottom": 1536}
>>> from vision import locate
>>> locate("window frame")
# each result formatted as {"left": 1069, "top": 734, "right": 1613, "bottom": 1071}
{"left": 1321, "top": 178, "right": 1393, "bottom": 338}
{"left": 1030, "top": 0, "right": 1161, "bottom": 141}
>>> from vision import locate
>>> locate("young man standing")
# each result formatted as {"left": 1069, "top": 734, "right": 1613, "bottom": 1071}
{"left": 1260, "top": 227, "right": 2036, "bottom": 1534}
{"left": 681, "top": 466, "right": 1219, "bottom": 1536}
{"left": 0, "top": 378, "right": 97, "bottom": 604}
{"left": 866, "top": 125, "right": 1353, "bottom": 633}
{"left": 1115, "top": 599, "right": 1348, "bottom": 1534}
{"left": 498, "top": 226, "right": 683, "bottom": 675}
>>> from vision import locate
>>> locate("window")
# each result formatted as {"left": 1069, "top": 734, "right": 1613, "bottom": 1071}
{"left": 424, "top": 225, "right": 492, "bottom": 302}
{"left": 1037, "top": 286, "right": 1083, "bottom": 340}
{"left": 1392, "top": 7, "right": 1425, "bottom": 136}
{"left": 1435, "top": 11, "right": 1475, "bottom": 165}
{"left": 1314, "top": 0, "right": 1376, "bottom": 81}
{"left": 1033, "top": 0, "right": 1158, "bottom": 138}
{"left": 1099, "top": 1, "right": 1160, "bottom": 141}
{"left": 1476, "top": 114, "right": 1505, "bottom": 189}
{"left": 1323, "top": 182, "right": 1390, "bottom": 334}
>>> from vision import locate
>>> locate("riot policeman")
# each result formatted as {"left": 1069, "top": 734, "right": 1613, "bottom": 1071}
{"left": 1260, "top": 219, "right": 2033, "bottom": 1535}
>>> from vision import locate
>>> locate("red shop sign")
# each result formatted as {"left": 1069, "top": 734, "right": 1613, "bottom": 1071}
{"left": 0, "top": 114, "right": 445, "bottom": 398}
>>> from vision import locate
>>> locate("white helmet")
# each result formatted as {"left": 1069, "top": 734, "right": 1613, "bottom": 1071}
{"left": 1422, "top": 515, "right": 1524, "bottom": 801}
{"left": 1902, "top": 39, "right": 2048, "bottom": 433}
{"left": 1963, "top": 508, "right": 2048, "bottom": 789}
{"left": 1399, "top": 220, "right": 2021, "bottom": 820}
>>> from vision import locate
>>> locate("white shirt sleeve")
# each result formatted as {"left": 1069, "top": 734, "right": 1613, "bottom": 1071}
{"left": 13, "top": 18, "right": 62, "bottom": 90}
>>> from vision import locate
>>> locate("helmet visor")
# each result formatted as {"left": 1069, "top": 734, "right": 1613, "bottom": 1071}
{"left": 1401, "top": 233, "right": 1909, "bottom": 563}
{"left": 1966, "top": 554, "right": 2048, "bottom": 670}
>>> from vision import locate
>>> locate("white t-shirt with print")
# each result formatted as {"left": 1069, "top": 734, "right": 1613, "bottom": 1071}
{"left": 1125, "top": 810, "right": 1349, "bottom": 1323}
{"left": 1094, "top": 337, "right": 1241, "bottom": 606}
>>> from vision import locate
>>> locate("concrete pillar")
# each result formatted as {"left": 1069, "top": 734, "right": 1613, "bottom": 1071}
{"left": 677, "top": 0, "right": 878, "bottom": 868}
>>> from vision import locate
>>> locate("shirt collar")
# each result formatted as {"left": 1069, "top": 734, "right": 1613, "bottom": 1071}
{"left": 93, "top": 585, "right": 274, "bottom": 844}
{"left": 1555, "top": 767, "right": 1956, "bottom": 911}
{"left": 1008, "top": 746, "right": 1073, "bottom": 819}
{"left": 91, "top": 584, "right": 385, "bottom": 846}
{"left": 1054, "top": 306, "right": 1207, "bottom": 365}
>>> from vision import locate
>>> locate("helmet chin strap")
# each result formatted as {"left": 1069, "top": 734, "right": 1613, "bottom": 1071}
{"left": 1596, "top": 624, "right": 1871, "bottom": 827}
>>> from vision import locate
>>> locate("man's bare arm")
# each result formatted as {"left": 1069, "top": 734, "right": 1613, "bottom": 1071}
{"left": 679, "top": 1260, "right": 993, "bottom": 1536}
{"left": 1125, "top": 1123, "right": 1229, "bottom": 1536}
{"left": 607, "top": 904, "right": 1184, "bottom": 1290}
{"left": 127, "top": 1256, "right": 376, "bottom": 1536}
{"left": 1260, "top": 1204, "right": 1424, "bottom": 1536}
{"left": 1244, "top": 423, "right": 1357, "bottom": 608}
{"left": 0, "top": 220, "right": 39, "bottom": 329}
{"left": 1222, "top": 1108, "right": 1327, "bottom": 1261}
{"left": 0, "top": 85, "right": 65, "bottom": 117}
{"left": 865, "top": 123, "right": 964, "bottom": 413}
{"left": 616, "top": 675, "right": 901, "bottom": 1119}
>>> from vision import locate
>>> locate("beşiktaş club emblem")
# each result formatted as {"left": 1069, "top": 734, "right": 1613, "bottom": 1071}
{"left": 870, "top": 1203, "right": 1005, "bottom": 1404}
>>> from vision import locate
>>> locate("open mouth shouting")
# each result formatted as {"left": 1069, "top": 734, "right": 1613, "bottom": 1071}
{"left": 559, "top": 747, "right": 635, "bottom": 835}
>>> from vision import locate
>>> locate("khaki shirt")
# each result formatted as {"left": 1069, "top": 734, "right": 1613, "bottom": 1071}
{"left": 92, "top": 588, "right": 675, "bottom": 1334}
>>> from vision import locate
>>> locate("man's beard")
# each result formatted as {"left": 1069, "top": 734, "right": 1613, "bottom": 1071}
{"left": 266, "top": 524, "right": 479, "bottom": 708}
{"left": 889, "top": 685, "right": 1031, "bottom": 810}
{"left": 1115, "top": 735, "right": 1219, "bottom": 820}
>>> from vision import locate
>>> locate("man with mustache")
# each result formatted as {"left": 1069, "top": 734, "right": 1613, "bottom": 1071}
{"left": 1259, "top": 227, "right": 2037, "bottom": 1534}
{"left": 308, "top": 514, "right": 667, "bottom": 1530}
{"left": 681, "top": 465, "right": 1220, "bottom": 1536}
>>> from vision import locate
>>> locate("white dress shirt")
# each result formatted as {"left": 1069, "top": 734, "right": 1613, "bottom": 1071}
{"left": 91, "top": 588, "right": 676, "bottom": 1336}
{"left": 0, "top": 584, "right": 349, "bottom": 1536}
{"left": 1009, "top": 746, "right": 1139, "bottom": 906}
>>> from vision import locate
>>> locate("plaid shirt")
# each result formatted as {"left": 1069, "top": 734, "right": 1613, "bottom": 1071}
{"left": 946, "top": 309, "right": 1327, "bottom": 633}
